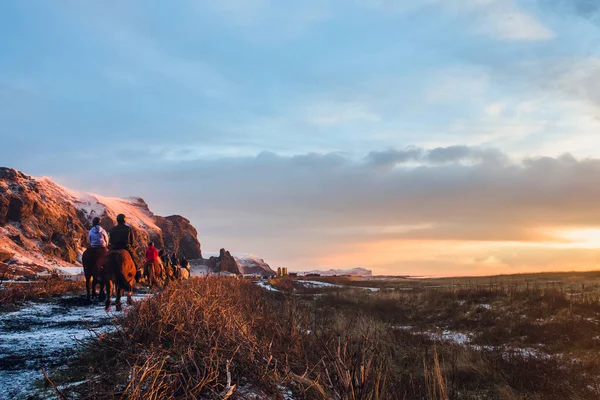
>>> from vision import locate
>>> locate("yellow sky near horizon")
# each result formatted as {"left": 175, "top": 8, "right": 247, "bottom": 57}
{"left": 310, "top": 228, "right": 600, "bottom": 277}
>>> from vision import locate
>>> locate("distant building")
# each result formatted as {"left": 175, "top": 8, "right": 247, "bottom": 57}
{"left": 288, "top": 272, "right": 298, "bottom": 277}
{"left": 306, "top": 273, "right": 321, "bottom": 277}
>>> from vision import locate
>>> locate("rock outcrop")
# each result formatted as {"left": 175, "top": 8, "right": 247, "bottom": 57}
{"left": 0, "top": 167, "right": 202, "bottom": 276}
{"left": 204, "top": 248, "right": 240, "bottom": 275}
{"left": 154, "top": 215, "right": 202, "bottom": 259}
{"left": 202, "top": 250, "right": 276, "bottom": 277}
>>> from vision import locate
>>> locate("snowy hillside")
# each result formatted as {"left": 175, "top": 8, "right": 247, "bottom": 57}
{"left": 0, "top": 168, "right": 200, "bottom": 278}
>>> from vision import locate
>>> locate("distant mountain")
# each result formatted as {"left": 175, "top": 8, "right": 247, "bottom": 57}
{"left": 0, "top": 167, "right": 201, "bottom": 278}
{"left": 297, "top": 267, "right": 372, "bottom": 277}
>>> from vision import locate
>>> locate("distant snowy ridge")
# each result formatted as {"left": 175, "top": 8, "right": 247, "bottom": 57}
{"left": 296, "top": 267, "right": 372, "bottom": 276}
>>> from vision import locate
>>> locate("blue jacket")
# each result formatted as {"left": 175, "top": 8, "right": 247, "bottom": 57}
{"left": 88, "top": 225, "right": 109, "bottom": 248}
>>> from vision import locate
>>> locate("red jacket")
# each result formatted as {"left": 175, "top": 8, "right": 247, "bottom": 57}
{"left": 145, "top": 246, "right": 159, "bottom": 262}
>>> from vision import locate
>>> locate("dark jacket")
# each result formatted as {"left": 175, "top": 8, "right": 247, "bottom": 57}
{"left": 180, "top": 257, "right": 189, "bottom": 270}
{"left": 110, "top": 223, "right": 136, "bottom": 251}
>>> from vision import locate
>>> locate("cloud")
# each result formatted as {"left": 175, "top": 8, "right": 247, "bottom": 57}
{"left": 435, "top": 0, "right": 554, "bottom": 41}
{"left": 477, "top": 8, "right": 554, "bottom": 41}
{"left": 366, "top": 146, "right": 507, "bottom": 166}
{"left": 365, "top": 147, "right": 423, "bottom": 166}
{"left": 58, "top": 146, "right": 600, "bottom": 274}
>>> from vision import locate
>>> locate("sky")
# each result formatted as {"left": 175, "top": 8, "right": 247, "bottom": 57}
{"left": 2, "top": 0, "right": 600, "bottom": 276}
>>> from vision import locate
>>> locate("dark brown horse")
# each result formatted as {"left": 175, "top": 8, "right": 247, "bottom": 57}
{"left": 102, "top": 249, "right": 137, "bottom": 311}
{"left": 82, "top": 247, "right": 108, "bottom": 302}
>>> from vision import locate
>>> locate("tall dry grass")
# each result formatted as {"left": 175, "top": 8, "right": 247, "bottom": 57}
{"left": 63, "top": 277, "right": 449, "bottom": 399}
{"left": 0, "top": 275, "right": 84, "bottom": 310}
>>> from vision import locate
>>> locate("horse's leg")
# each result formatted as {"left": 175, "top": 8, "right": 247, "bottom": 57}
{"left": 91, "top": 276, "right": 97, "bottom": 300}
{"left": 127, "top": 286, "right": 133, "bottom": 306}
{"left": 98, "top": 281, "right": 106, "bottom": 302}
{"left": 115, "top": 285, "right": 123, "bottom": 311}
{"left": 148, "top": 263, "right": 155, "bottom": 289}
{"left": 85, "top": 274, "right": 92, "bottom": 303}
{"left": 104, "top": 280, "right": 112, "bottom": 311}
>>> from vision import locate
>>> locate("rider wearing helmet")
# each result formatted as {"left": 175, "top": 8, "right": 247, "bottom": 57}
{"left": 109, "top": 214, "right": 141, "bottom": 280}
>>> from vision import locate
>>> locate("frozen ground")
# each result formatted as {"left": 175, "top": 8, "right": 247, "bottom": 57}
{"left": 0, "top": 293, "right": 149, "bottom": 399}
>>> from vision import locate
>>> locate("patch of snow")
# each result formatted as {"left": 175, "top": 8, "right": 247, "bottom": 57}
{"left": 278, "top": 385, "right": 296, "bottom": 400}
{"left": 419, "top": 329, "right": 472, "bottom": 345}
{"left": 0, "top": 294, "right": 147, "bottom": 399}
{"left": 392, "top": 325, "right": 413, "bottom": 330}
{"left": 254, "top": 281, "right": 280, "bottom": 292}
{"left": 298, "top": 280, "right": 341, "bottom": 288}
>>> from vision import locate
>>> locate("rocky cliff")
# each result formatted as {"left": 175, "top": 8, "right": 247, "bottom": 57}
{"left": 155, "top": 215, "right": 202, "bottom": 259}
{"left": 0, "top": 167, "right": 201, "bottom": 277}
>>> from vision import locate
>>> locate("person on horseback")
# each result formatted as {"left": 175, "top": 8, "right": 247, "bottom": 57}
{"left": 170, "top": 252, "right": 180, "bottom": 277}
{"left": 146, "top": 241, "right": 159, "bottom": 264}
{"left": 109, "top": 213, "right": 141, "bottom": 281}
{"left": 159, "top": 249, "right": 172, "bottom": 280}
{"left": 180, "top": 255, "right": 190, "bottom": 272}
{"left": 144, "top": 241, "right": 164, "bottom": 284}
{"left": 88, "top": 217, "right": 109, "bottom": 249}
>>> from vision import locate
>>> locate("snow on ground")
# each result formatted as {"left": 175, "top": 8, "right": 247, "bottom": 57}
{"left": 254, "top": 281, "right": 280, "bottom": 292}
{"left": 296, "top": 280, "right": 381, "bottom": 292}
{"left": 0, "top": 293, "right": 149, "bottom": 399}
{"left": 298, "top": 280, "right": 341, "bottom": 288}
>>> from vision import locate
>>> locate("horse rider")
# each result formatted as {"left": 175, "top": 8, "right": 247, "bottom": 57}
{"left": 145, "top": 241, "right": 163, "bottom": 281}
{"left": 88, "top": 217, "right": 109, "bottom": 251}
{"left": 179, "top": 255, "right": 190, "bottom": 272}
{"left": 109, "top": 213, "right": 141, "bottom": 281}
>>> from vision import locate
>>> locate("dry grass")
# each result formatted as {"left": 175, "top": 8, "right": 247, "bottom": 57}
{"left": 60, "top": 277, "right": 448, "bottom": 399}
{"left": 54, "top": 272, "right": 600, "bottom": 399}
{"left": 0, "top": 274, "right": 84, "bottom": 310}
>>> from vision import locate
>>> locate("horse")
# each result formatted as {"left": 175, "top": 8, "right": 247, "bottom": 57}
{"left": 144, "top": 259, "right": 164, "bottom": 288}
{"left": 82, "top": 247, "right": 108, "bottom": 302}
{"left": 102, "top": 249, "right": 137, "bottom": 311}
{"left": 179, "top": 267, "right": 190, "bottom": 280}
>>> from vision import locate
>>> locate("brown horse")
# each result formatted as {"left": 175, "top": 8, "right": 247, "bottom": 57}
{"left": 102, "top": 249, "right": 137, "bottom": 311}
{"left": 82, "top": 247, "right": 108, "bottom": 302}
{"left": 144, "top": 260, "right": 164, "bottom": 288}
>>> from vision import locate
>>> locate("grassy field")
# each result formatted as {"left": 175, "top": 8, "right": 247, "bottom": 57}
{"left": 0, "top": 275, "right": 84, "bottom": 312}
{"left": 53, "top": 271, "right": 600, "bottom": 399}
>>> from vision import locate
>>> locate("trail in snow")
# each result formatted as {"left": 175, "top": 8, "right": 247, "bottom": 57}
{"left": 0, "top": 293, "right": 148, "bottom": 399}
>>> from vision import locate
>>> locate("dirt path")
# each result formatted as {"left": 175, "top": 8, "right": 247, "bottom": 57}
{"left": 0, "top": 294, "right": 147, "bottom": 399}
